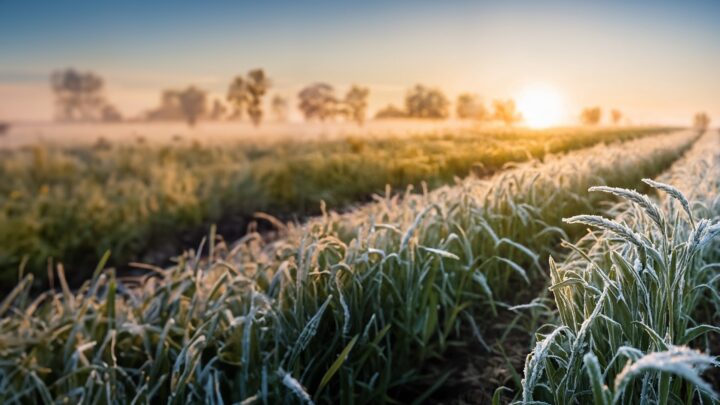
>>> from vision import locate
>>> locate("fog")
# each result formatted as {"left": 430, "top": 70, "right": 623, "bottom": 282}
{"left": 0, "top": 119, "right": 486, "bottom": 149}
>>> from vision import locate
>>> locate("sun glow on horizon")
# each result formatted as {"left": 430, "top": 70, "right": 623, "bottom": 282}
{"left": 516, "top": 84, "right": 567, "bottom": 129}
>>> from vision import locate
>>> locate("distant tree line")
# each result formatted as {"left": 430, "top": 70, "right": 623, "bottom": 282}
{"left": 297, "top": 83, "right": 370, "bottom": 125}
{"left": 50, "top": 68, "right": 711, "bottom": 129}
{"left": 578, "top": 107, "right": 622, "bottom": 125}
{"left": 375, "top": 88, "right": 522, "bottom": 125}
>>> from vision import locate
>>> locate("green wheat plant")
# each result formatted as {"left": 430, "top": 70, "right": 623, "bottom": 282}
{"left": 520, "top": 131, "right": 720, "bottom": 404}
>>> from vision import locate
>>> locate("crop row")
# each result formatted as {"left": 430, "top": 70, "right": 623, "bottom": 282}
{"left": 0, "top": 130, "right": 699, "bottom": 404}
{"left": 0, "top": 127, "right": 672, "bottom": 284}
{"left": 520, "top": 131, "right": 720, "bottom": 404}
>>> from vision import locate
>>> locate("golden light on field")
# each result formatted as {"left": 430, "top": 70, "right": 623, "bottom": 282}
{"left": 516, "top": 84, "right": 566, "bottom": 128}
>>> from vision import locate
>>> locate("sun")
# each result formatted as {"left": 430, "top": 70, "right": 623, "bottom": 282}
{"left": 516, "top": 84, "right": 566, "bottom": 129}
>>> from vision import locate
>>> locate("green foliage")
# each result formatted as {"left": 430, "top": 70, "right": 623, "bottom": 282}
{"left": 520, "top": 131, "right": 720, "bottom": 404}
{"left": 0, "top": 129, "right": 697, "bottom": 403}
{"left": 0, "top": 127, "right": 671, "bottom": 284}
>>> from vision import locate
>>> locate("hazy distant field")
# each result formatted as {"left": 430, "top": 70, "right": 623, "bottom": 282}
{"left": 0, "top": 124, "right": 671, "bottom": 287}
{"left": 0, "top": 120, "right": 487, "bottom": 148}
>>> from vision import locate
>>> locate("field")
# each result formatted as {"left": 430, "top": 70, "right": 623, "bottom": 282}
{"left": 0, "top": 124, "right": 672, "bottom": 285}
{"left": 2, "top": 126, "right": 719, "bottom": 404}
{"left": 4, "top": 0, "right": 720, "bottom": 403}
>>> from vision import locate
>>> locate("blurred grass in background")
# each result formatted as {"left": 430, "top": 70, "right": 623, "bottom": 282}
{"left": 0, "top": 127, "right": 671, "bottom": 284}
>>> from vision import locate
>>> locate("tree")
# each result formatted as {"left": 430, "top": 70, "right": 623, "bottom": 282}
{"left": 271, "top": 95, "right": 289, "bottom": 121}
{"left": 100, "top": 104, "right": 122, "bottom": 122}
{"left": 492, "top": 99, "right": 522, "bottom": 126}
{"left": 177, "top": 87, "right": 207, "bottom": 127}
{"left": 227, "top": 69, "right": 271, "bottom": 126}
{"left": 50, "top": 68, "right": 107, "bottom": 121}
{"left": 146, "top": 90, "right": 184, "bottom": 121}
{"left": 298, "top": 83, "right": 338, "bottom": 121}
{"left": 405, "top": 85, "right": 449, "bottom": 119}
{"left": 694, "top": 112, "right": 710, "bottom": 131}
{"left": 580, "top": 106, "right": 602, "bottom": 125}
{"left": 245, "top": 69, "right": 271, "bottom": 126}
{"left": 343, "top": 85, "right": 370, "bottom": 125}
{"left": 209, "top": 99, "right": 227, "bottom": 121}
{"left": 374, "top": 104, "right": 406, "bottom": 119}
{"left": 611, "top": 109, "right": 623, "bottom": 125}
{"left": 227, "top": 76, "right": 249, "bottom": 120}
{"left": 146, "top": 87, "right": 207, "bottom": 126}
{"left": 456, "top": 93, "right": 488, "bottom": 120}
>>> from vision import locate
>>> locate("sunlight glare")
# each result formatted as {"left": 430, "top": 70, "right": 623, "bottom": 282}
{"left": 516, "top": 84, "right": 566, "bottom": 128}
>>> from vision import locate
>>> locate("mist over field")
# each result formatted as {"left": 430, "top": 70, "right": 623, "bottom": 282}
{"left": 0, "top": 120, "right": 486, "bottom": 148}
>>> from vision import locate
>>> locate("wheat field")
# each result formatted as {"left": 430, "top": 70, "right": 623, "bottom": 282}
{"left": 2, "top": 128, "right": 718, "bottom": 404}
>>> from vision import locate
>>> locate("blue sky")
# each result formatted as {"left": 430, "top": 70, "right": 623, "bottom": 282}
{"left": 1, "top": 0, "right": 719, "bottom": 123}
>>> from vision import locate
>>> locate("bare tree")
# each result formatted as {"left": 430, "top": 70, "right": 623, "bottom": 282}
{"left": 456, "top": 93, "right": 487, "bottom": 120}
{"left": 405, "top": 85, "right": 449, "bottom": 119}
{"left": 580, "top": 106, "right": 602, "bottom": 125}
{"left": 492, "top": 99, "right": 522, "bottom": 126}
{"left": 694, "top": 112, "right": 710, "bottom": 131}
{"left": 374, "top": 104, "right": 406, "bottom": 119}
{"left": 271, "top": 95, "right": 289, "bottom": 121}
{"left": 343, "top": 85, "right": 370, "bottom": 125}
{"left": 611, "top": 109, "right": 623, "bottom": 125}
{"left": 298, "top": 83, "right": 338, "bottom": 121}
{"left": 50, "top": 69, "right": 107, "bottom": 121}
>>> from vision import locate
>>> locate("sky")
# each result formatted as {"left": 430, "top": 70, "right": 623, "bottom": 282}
{"left": 1, "top": 0, "right": 719, "bottom": 124}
